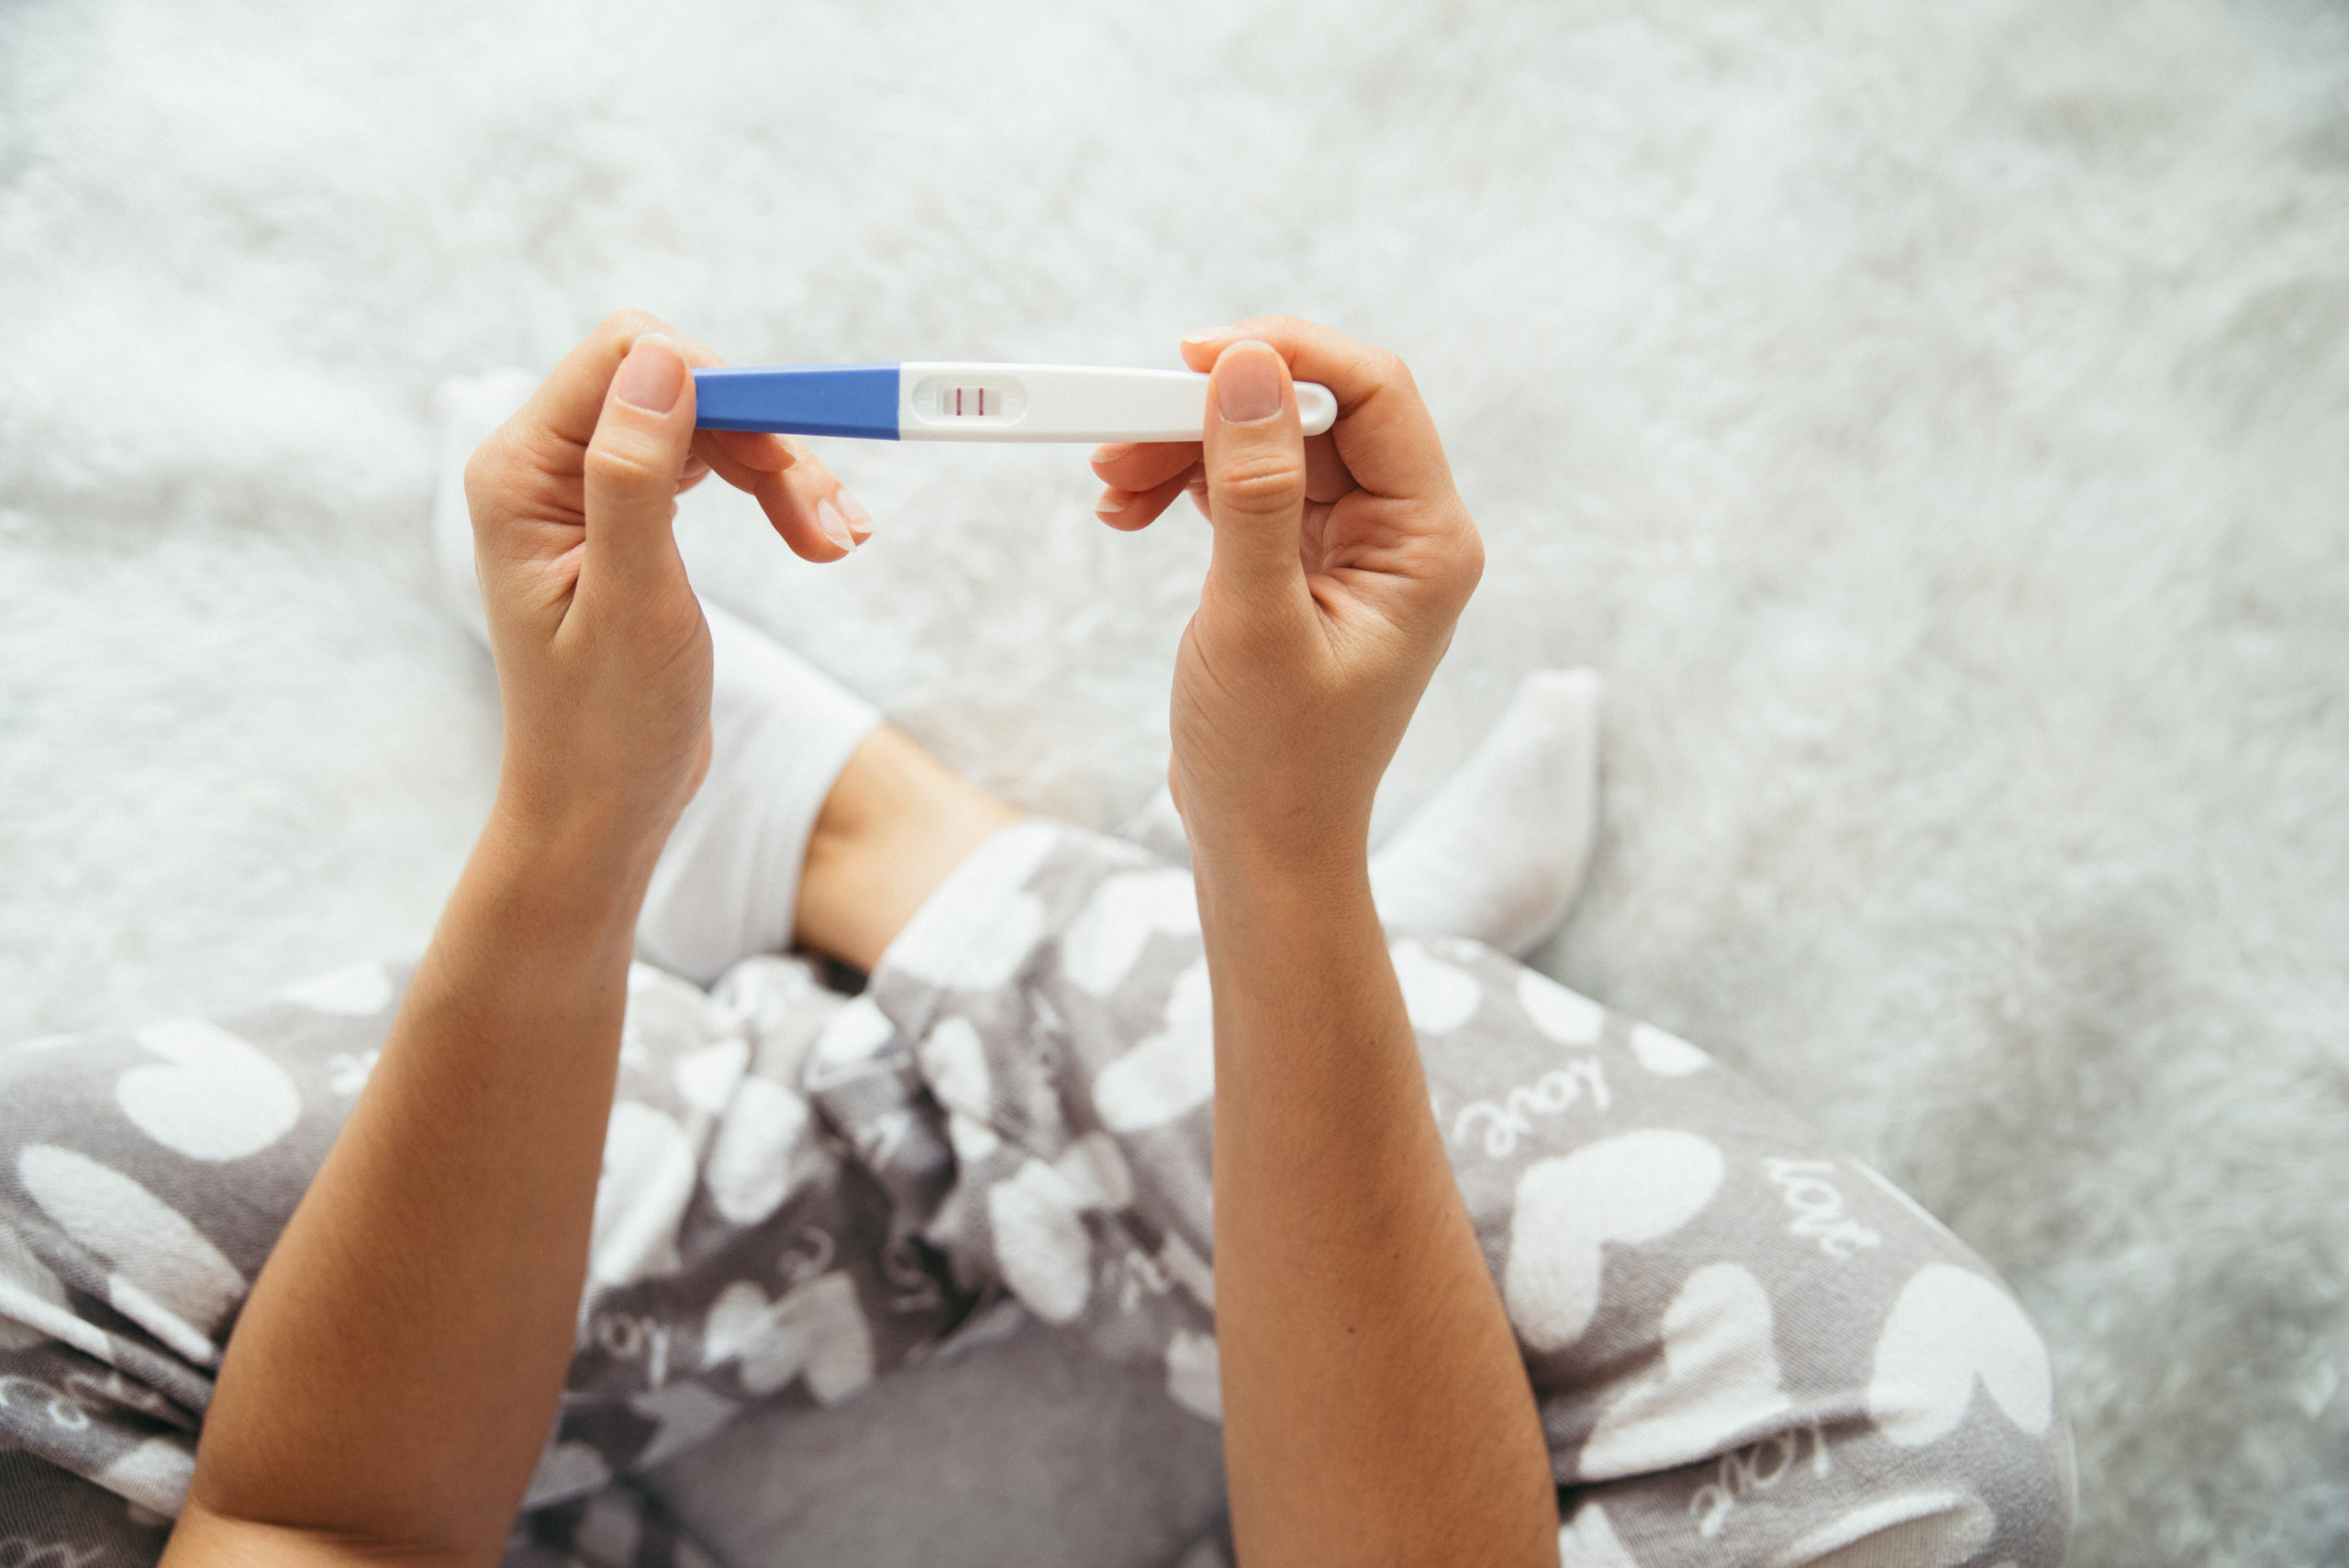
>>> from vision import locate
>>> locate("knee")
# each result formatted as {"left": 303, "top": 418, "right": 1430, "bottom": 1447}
{"left": 1842, "top": 1262, "right": 2076, "bottom": 1568}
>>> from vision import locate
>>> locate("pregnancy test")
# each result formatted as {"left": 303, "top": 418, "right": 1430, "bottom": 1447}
{"left": 691, "top": 362, "right": 1338, "bottom": 443}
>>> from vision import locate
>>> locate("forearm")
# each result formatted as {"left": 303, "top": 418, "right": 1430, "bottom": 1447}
{"left": 1196, "top": 844, "right": 1558, "bottom": 1568}
{"left": 168, "top": 800, "right": 660, "bottom": 1564}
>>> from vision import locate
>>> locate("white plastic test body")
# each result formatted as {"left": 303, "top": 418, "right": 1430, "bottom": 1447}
{"left": 692, "top": 362, "right": 1340, "bottom": 443}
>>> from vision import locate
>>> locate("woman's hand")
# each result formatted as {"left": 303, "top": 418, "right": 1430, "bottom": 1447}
{"left": 1097, "top": 325, "right": 1555, "bottom": 1565}
{"left": 463, "top": 310, "right": 873, "bottom": 867}
{"left": 168, "top": 316, "right": 889, "bottom": 1568}
{"left": 1090, "top": 319, "right": 1483, "bottom": 871}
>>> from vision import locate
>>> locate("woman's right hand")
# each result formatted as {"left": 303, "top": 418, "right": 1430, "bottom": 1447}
{"left": 462, "top": 310, "right": 874, "bottom": 871}
{"left": 1089, "top": 320, "right": 1484, "bottom": 873}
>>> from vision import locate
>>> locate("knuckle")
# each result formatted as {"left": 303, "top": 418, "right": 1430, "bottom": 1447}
{"left": 1454, "top": 513, "right": 1486, "bottom": 576}
{"left": 462, "top": 432, "right": 523, "bottom": 516}
{"left": 1212, "top": 450, "right": 1306, "bottom": 513}
{"left": 1454, "top": 531, "right": 1486, "bottom": 597}
{"left": 582, "top": 438, "right": 669, "bottom": 495}
{"left": 461, "top": 439, "right": 497, "bottom": 500}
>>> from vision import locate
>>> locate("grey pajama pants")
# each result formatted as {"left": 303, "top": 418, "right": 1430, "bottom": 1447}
{"left": 0, "top": 821, "right": 2073, "bottom": 1568}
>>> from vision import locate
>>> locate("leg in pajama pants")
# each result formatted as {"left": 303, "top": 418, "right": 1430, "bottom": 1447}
{"left": 0, "top": 823, "right": 2073, "bottom": 1568}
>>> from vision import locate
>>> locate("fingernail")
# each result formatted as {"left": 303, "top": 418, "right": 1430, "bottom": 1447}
{"left": 834, "top": 487, "right": 873, "bottom": 539}
{"left": 1214, "top": 341, "right": 1283, "bottom": 424}
{"left": 682, "top": 455, "right": 709, "bottom": 481}
{"left": 817, "top": 497, "right": 857, "bottom": 552}
{"left": 1092, "top": 442, "right": 1135, "bottom": 465}
{"left": 617, "top": 334, "right": 685, "bottom": 413}
{"left": 1183, "top": 326, "right": 1235, "bottom": 346}
{"left": 1095, "top": 489, "right": 1127, "bottom": 515}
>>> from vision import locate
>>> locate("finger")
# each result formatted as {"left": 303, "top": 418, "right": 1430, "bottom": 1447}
{"left": 520, "top": 310, "right": 718, "bottom": 454}
{"left": 709, "top": 437, "right": 867, "bottom": 562}
{"left": 1095, "top": 462, "right": 1198, "bottom": 532}
{"left": 1180, "top": 317, "right": 1453, "bottom": 502}
{"left": 1303, "top": 430, "right": 1353, "bottom": 504}
{"left": 703, "top": 427, "right": 798, "bottom": 474}
{"left": 519, "top": 310, "right": 803, "bottom": 489}
{"left": 1199, "top": 339, "right": 1312, "bottom": 606}
{"left": 1090, "top": 440, "right": 1200, "bottom": 494}
{"left": 579, "top": 333, "right": 698, "bottom": 591}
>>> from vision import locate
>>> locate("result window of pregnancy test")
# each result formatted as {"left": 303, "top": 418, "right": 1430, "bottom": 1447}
{"left": 913, "top": 376, "right": 1022, "bottom": 422}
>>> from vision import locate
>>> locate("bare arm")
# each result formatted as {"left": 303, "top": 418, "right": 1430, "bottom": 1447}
{"left": 164, "top": 814, "right": 654, "bottom": 1563}
{"left": 1095, "top": 322, "right": 1559, "bottom": 1565}
{"left": 162, "top": 313, "right": 847, "bottom": 1566}
{"left": 1197, "top": 850, "right": 1558, "bottom": 1567}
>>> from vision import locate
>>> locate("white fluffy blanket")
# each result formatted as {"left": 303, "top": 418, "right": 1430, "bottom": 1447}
{"left": 4, "top": 1, "right": 2346, "bottom": 1562}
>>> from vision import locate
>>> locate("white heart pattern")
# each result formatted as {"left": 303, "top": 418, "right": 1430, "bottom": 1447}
{"left": 525, "top": 1440, "right": 613, "bottom": 1507}
{"left": 1868, "top": 1263, "right": 2054, "bottom": 1448}
{"left": 1520, "top": 969, "right": 1605, "bottom": 1047}
{"left": 17, "top": 1144, "right": 246, "bottom": 1364}
{"left": 804, "top": 996, "right": 897, "bottom": 1088}
{"left": 95, "top": 1436, "right": 195, "bottom": 1514}
{"left": 117, "top": 1018, "right": 300, "bottom": 1162}
{"left": 1578, "top": 1262, "right": 1791, "bottom": 1479}
{"left": 1055, "top": 1130, "right": 1135, "bottom": 1211}
{"left": 947, "top": 1108, "right": 1004, "bottom": 1162}
{"left": 703, "top": 1077, "right": 817, "bottom": 1229}
{"left": 1061, "top": 867, "right": 1200, "bottom": 995}
{"left": 919, "top": 1016, "right": 993, "bottom": 1122}
{"left": 1092, "top": 959, "right": 1215, "bottom": 1132}
{"left": 1630, "top": 1022, "right": 1709, "bottom": 1077}
{"left": 1557, "top": 1501, "right": 1641, "bottom": 1567}
{"left": 1391, "top": 940, "right": 1484, "bottom": 1034}
{"left": 702, "top": 1270, "right": 875, "bottom": 1404}
{"left": 1505, "top": 1130, "right": 1725, "bottom": 1353}
{"left": 952, "top": 891, "right": 1049, "bottom": 990}
{"left": 589, "top": 1102, "right": 697, "bottom": 1286}
{"left": 276, "top": 961, "right": 394, "bottom": 1017}
{"left": 986, "top": 1157, "right": 1098, "bottom": 1324}
{"left": 1165, "top": 1329, "right": 1222, "bottom": 1420}
{"left": 672, "top": 1036, "right": 751, "bottom": 1117}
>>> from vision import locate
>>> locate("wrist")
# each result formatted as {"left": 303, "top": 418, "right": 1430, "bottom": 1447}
{"left": 1189, "top": 828, "right": 1378, "bottom": 945}
{"left": 476, "top": 783, "right": 672, "bottom": 937}
{"left": 1178, "top": 790, "right": 1372, "bottom": 884}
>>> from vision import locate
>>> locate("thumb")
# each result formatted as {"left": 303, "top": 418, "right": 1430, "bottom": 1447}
{"left": 1200, "top": 339, "right": 1311, "bottom": 610}
{"left": 581, "top": 332, "right": 696, "bottom": 590}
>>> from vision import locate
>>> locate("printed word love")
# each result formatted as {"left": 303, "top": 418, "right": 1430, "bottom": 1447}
{"left": 1688, "top": 1417, "right": 1831, "bottom": 1539}
{"left": 1453, "top": 1057, "right": 1610, "bottom": 1159}
{"left": 1762, "top": 1158, "right": 1882, "bottom": 1259}
{"left": 591, "top": 1309, "right": 674, "bottom": 1388}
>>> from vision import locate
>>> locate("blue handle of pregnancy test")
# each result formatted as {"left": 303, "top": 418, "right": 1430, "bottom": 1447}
{"left": 692, "top": 364, "right": 900, "bottom": 440}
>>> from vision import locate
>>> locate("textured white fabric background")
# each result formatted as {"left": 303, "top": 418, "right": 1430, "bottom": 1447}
{"left": 3, "top": 1, "right": 2346, "bottom": 1562}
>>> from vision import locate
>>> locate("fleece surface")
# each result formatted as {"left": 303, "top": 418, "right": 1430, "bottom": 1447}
{"left": 3, "top": 0, "right": 2346, "bottom": 1562}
